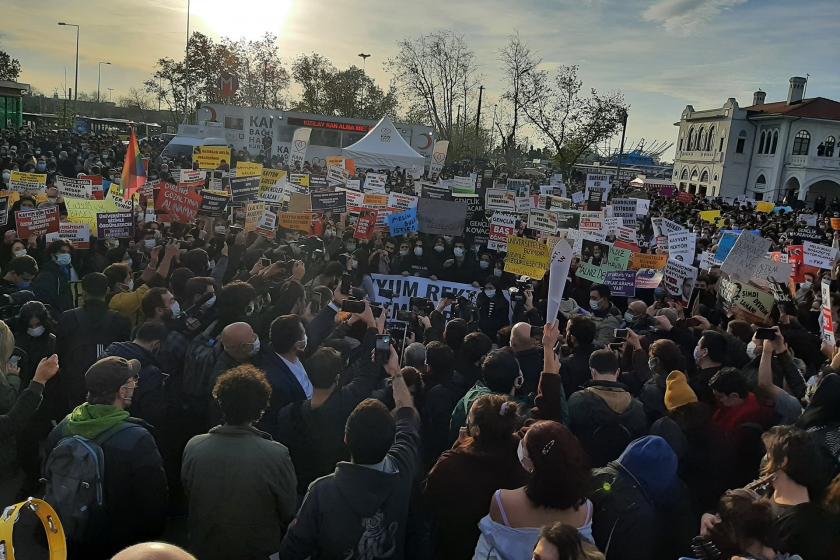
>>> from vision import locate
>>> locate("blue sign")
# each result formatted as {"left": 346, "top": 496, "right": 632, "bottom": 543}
{"left": 387, "top": 207, "right": 418, "bottom": 237}
{"left": 715, "top": 232, "right": 739, "bottom": 262}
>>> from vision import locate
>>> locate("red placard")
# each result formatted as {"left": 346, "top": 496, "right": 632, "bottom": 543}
{"left": 353, "top": 210, "right": 377, "bottom": 240}
{"left": 676, "top": 191, "right": 693, "bottom": 203}
{"left": 156, "top": 182, "right": 202, "bottom": 224}
{"left": 15, "top": 207, "right": 60, "bottom": 239}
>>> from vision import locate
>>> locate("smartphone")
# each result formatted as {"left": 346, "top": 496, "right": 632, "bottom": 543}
{"left": 340, "top": 273, "right": 352, "bottom": 296}
{"left": 341, "top": 299, "right": 366, "bottom": 314}
{"left": 614, "top": 328, "right": 628, "bottom": 340}
{"left": 375, "top": 334, "right": 392, "bottom": 365}
{"left": 755, "top": 327, "right": 776, "bottom": 340}
{"left": 8, "top": 355, "right": 20, "bottom": 367}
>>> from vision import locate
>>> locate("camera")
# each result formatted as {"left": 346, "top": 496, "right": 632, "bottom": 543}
{"left": 509, "top": 278, "right": 532, "bottom": 304}
{"left": 410, "top": 297, "right": 434, "bottom": 315}
{"left": 379, "top": 288, "right": 396, "bottom": 299}
{"left": 397, "top": 309, "right": 416, "bottom": 322}
{"left": 341, "top": 299, "right": 366, "bottom": 313}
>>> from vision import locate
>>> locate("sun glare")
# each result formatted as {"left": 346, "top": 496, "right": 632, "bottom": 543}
{"left": 193, "top": 0, "right": 294, "bottom": 40}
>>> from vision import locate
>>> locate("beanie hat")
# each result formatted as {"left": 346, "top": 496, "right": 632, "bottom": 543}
{"left": 664, "top": 370, "right": 698, "bottom": 412}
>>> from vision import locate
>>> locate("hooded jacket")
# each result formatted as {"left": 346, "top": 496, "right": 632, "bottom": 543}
{"left": 279, "top": 407, "right": 421, "bottom": 560}
{"left": 104, "top": 341, "right": 168, "bottom": 429}
{"left": 590, "top": 436, "right": 694, "bottom": 560}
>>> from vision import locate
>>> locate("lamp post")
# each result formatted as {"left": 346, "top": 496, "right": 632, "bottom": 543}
{"left": 184, "top": 0, "right": 191, "bottom": 123}
{"left": 614, "top": 109, "right": 629, "bottom": 188}
{"left": 57, "top": 22, "right": 79, "bottom": 102}
{"left": 97, "top": 61, "right": 111, "bottom": 103}
{"left": 357, "top": 53, "right": 371, "bottom": 70}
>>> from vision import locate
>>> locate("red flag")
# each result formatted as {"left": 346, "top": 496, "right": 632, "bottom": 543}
{"left": 121, "top": 128, "right": 146, "bottom": 199}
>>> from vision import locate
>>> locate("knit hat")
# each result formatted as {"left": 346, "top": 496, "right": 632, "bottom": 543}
{"left": 664, "top": 371, "right": 698, "bottom": 412}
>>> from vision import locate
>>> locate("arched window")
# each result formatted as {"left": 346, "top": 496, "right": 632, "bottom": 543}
{"left": 700, "top": 170, "right": 709, "bottom": 183}
{"left": 680, "top": 168, "right": 688, "bottom": 180}
{"left": 792, "top": 130, "right": 811, "bottom": 155}
{"left": 770, "top": 130, "right": 778, "bottom": 154}
{"left": 758, "top": 131, "right": 766, "bottom": 154}
{"left": 697, "top": 127, "right": 706, "bottom": 151}
{"left": 706, "top": 126, "right": 715, "bottom": 151}
{"left": 690, "top": 169, "right": 699, "bottom": 181}
{"left": 736, "top": 130, "right": 747, "bottom": 153}
{"left": 756, "top": 174, "right": 766, "bottom": 189}
{"left": 686, "top": 127, "right": 695, "bottom": 152}
{"left": 679, "top": 137, "right": 683, "bottom": 151}
{"left": 824, "top": 136, "right": 835, "bottom": 157}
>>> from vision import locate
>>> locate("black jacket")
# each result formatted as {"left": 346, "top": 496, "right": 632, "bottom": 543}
{"left": 559, "top": 343, "right": 597, "bottom": 398}
{"left": 32, "top": 259, "right": 74, "bottom": 312}
{"left": 259, "top": 347, "right": 308, "bottom": 435}
{"left": 515, "top": 347, "right": 543, "bottom": 397}
{"left": 104, "top": 342, "right": 168, "bottom": 430}
{"left": 279, "top": 407, "right": 422, "bottom": 560}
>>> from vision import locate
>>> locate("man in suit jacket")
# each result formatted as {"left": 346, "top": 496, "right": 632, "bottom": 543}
{"left": 258, "top": 314, "right": 311, "bottom": 434}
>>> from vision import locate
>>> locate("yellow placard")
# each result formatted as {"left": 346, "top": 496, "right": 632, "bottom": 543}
{"left": 0, "top": 191, "right": 21, "bottom": 206}
{"left": 699, "top": 210, "right": 721, "bottom": 223}
{"left": 289, "top": 173, "right": 310, "bottom": 187}
{"left": 756, "top": 201, "right": 775, "bottom": 213}
{"left": 278, "top": 212, "right": 314, "bottom": 233}
{"left": 193, "top": 146, "right": 232, "bottom": 170}
{"left": 65, "top": 198, "right": 119, "bottom": 235}
{"left": 325, "top": 156, "right": 345, "bottom": 169}
{"left": 9, "top": 171, "right": 47, "bottom": 193}
{"left": 363, "top": 194, "right": 389, "bottom": 209}
{"left": 630, "top": 252, "right": 668, "bottom": 271}
{"left": 236, "top": 162, "right": 263, "bottom": 177}
{"left": 504, "top": 236, "right": 550, "bottom": 280}
{"left": 259, "top": 168, "right": 287, "bottom": 193}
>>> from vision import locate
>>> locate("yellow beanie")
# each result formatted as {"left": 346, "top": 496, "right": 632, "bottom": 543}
{"left": 664, "top": 370, "right": 698, "bottom": 412}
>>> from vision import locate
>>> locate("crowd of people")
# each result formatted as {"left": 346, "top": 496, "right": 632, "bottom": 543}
{"left": 0, "top": 124, "right": 839, "bottom": 560}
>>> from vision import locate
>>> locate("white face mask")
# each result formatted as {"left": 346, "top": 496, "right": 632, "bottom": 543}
{"left": 399, "top": 249, "right": 409, "bottom": 257}
{"left": 105, "top": 239, "right": 119, "bottom": 249}
{"left": 747, "top": 341, "right": 760, "bottom": 358}
{"left": 27, "top": 325, "right": 45, "bottom": 337}
{"left": 414, "top": 247, "right": 423, "bottom": 257}
{"left": 434, "top": 245, "right": 444, "bottom": 253}
{"left": 13, "top": 249, "right": 26, "bottom": 258}
{"left": 296, "top": 333, "right": 308, "bottom": 351}
{"left": 214, "top": 226, "right": 227, "bottom": 235}
{"left": 590, "top": 299, "right": 601, "bottom": 311}
{"left": 245, "top": 337, "right": 260, "bottom": 357}
{"left": 801, "top": 281, "right": 813, "bottom": 290}
{"left": 693, "top": 345, "right": 705, "bottom": 364}
{"left": 202, "top": 295, "right": 217, "bottom": 309}
{"left": 170, "top": 301, "right": 181, "bottom": 317}
{"left": 624, "top": 311, "right": 635, "bottom": 323}
{"left": 453, "top": 247, "right": 465, "bottom": 258}
{"left": 493, "top": 268, "right": 503, "bottom": 277}
{"left": 517, "top": 439, "right": 534, "bottom": 473}
{"left": 144, "top": 238, "right": 156, "bottom": 250}
{"left": 125, "top": 279, "right": 134, "bottom": 291}
{"left": 484, "top": 288, "right": 496, "bottom": 298}
{"left": 479, "top": 261, "right": 489, "bottom": 270}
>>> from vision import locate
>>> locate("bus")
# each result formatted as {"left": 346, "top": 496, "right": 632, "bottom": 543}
{"left": 73, "top": 116, "right": 162, "bottom": 138}
{"left": 196, "top": 104, "right": 434, "bottom": 168}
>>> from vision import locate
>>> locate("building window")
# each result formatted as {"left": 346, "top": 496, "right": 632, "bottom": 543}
{"left": 679, "top": 137, "right": 683, "bottom": 151}
{"left": 719, "top": 136, "right": 724, "bottom": 152}
{"left": 687, "top": 127, "right": 695, "bottom": 152}
{"left": 706, "top": 126, "right": 715, "bottom": 151}
{"left": 697, "top": 127, "right": 705, "bottom": 151}
{"left": 823, "top": 136, "right": 835, "bottom": 157}
{"left": 736, "top": 130, "right": 746, "bottom": 153}
{"left": 792, "top": 130, "right": 811, "bottom": 155}
{"left": 690, "top": 169, "right": 699, "bottom": 182}
{"left": 680, "top": 169, "right": 688, "bottom": 180}
{"left": 758, "top": 131, "right": 766, "bottom": 154}
{"left": 770, "top": 130, "right": 778, "bottom": 154}
{"left": 756, "top": 174, "right": 766, "bottom": 189}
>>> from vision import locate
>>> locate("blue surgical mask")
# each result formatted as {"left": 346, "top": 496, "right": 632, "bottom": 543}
{"left": 624, "top": 311, "right": 635, "bottom": 323}
{"left": 590, "top": 299, "right": 601, "bottom": 311}
{"left": 55, "top": 253, "right": 71, "bottom": 266}
{"left": 16, "top": 281, "right": 31, "bottom": 289}
{"left": 484, "top": 288, "right": 496, "bottom": 298}
{"left": 36, "top": 163, "right": 46, "bottom": 172}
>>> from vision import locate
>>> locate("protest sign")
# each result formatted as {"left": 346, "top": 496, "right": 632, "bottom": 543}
{"left": 421, "top": 183, "right": 451, "bottom": 200}
{"left": 47, "top": 222, "right": 90, "bottom": 249}
{"left": 339, "top": 188, "right": 364, "bottom": 209}
{"left": 230, "top": 176, "right": 261, "bottom": 204}
{"left": 664, "top": 259, "right": 698, "bottom": 305}
{"left": 327, "top": 166, "right": 350, "bottom": 187}
{"left": 255, "top": 209, "right": 277, "bottom": 239}
{"left": 485, "top": 189, "right": 516, "bottom": 213}
{"left": 515, "top": 196, "right": 531, "bottom": 214}
{"left": 822, "top": 278, "right": 835, "bottom": 345}
{"left": 635, "top": 268, "right": 665, "bottom": 289}
{"left": 10, "top": 171, "right": 46, "bottom": 194}
{"left": 311, "top": 191, "right": 347, "bottom": 213}
{"left": 428, "top": 140, "right": 449, "bottom": 180}
{"left": 365, "top": 173, "right": 387, "bottom": 192}
{"left": 571, "top": 191, "right": 585, "bottom": 205}
{"left": 699, "top": 210, "right": 721, "bottom": 223}
{"left": 96, "top": 212, "right": 133, "bottom": 239}
{"left": 576, "top": 261, "right": 609, "bottom": 283}
{"left": 634, "top": 199, "right": 651, "bottom": 216}
{"left": 353, "top": 210, "right": 377, "bottom": 240}
{"left": 585, "top": 186, "right": 606, "bottom": 211}
{"left": 259, "top": 168, "right": 287, "bottom": 193}
{"left": 555, "top": 210, "right": 581, "bottom": 231}
{"left": 452, "top": 175, "right": 476, "bottom": 194}
{"left": 667, "top": 231, "right": 696, "bottom": 264}
{"left": 630, "top": 252, "right": 667, "bottom": 270}
{"left": 56, "top": 176, "right": 92, "bottom": 200}
{"left": 345, "top": 179, "right": 361, "bottom": 191}
{"left": 720, "top": 232, "right": 771, "bottom": 281}
{"left": 289, "top": 173, "right": 310, "bottom": 187}
{"left": 288, "top": 193, "right": 312, "bottom": 213}
{"left": 579, "top": 211, "right": 603, "bottom": 234}
{"left": 506, "top": 178, "right": 531, "bottom": 193}
{"left": 527, "top": 209, "right": 559, "bottom": 234}
{"left": 832, "top": 218, "right": 840, "bottom": 231}
{"left": 660, "top": 185, "right": 675, "bottom": 198}
{"left": 388, "top": 192, "right": 418, "bottom": 210}
{"left": 387, "top": 207, "right": 419, "bottom": 237}
{"left": 309, "top": 173, "right": 328, "bottom": 190}
{"left": 362, "top": 194, "right": 389, "bottom": 210}
{"left": 585, "top": 174, "right": 611, "bottom": 190}
{"left": 605, "top": 271, "right": 636, "bottom": 297}
{"left": 236, "top": 162, "right": 263, "bottom": 177}
{"left": 0, "top": 196, "right": 8, "bottom": 227}
{"left": 616, "top": 226, "right": 637, "bottom": 243}
{"left": 417, "top": 198, "right": 467, "bottom": 236}
{"left": 15, "top": 207, "right": 59, "bottom": 238}
{"left": 193, "top": 146, "right": 231, "bottom": 169}
{"left": 676, "top": 191, "right": 693, "bottom": 204}
{"left": 279, "top": 212, "right": 314, "bottom": 234}
{"left": 651, "top": 217, "right": 686, "bottom": 237}
{"left": 546, "top": 240, "right": 573, "bottom": 323}
{"left": 750, "top": 258, "right": 793, "bottom": 287}
{"left": 714, "top": 232, "right": 739, "bottom": 262}
{"left": 178, "top": 169, "right": 203, "bottom": 183}
{"left": 465, "top": 214, "right": 490, "bottom": 242}
{"left": 156, "top": 182, "right": 202, "bottom": 224}
{"left": 611, "top": 198, "right": 638, "bottom": 227}
{"left": 756, "top": 201, "right": 775, "bottom": 213}
{"left": 803, "top": 241, "right": 837, "bottom": 269}
{"left": 699, "top": 251, "right": 718, "bottom": 271}
{"left": 288, "top": 128, "right": 312, "bottom": 169}
{"left": 370, "top": 274, "right": 482, "bottom": 317}
{"left": 65, "top": 198, "right": 118, "bottom": 234}
{"left": 244, "top": 202, "right": 267, "bottom": 233}
{"left": 798, "top": 214, "right": 817, "bottom": 227}
{"left": 199, "top": 190, "right": 230, "bottom": 216}
{"left": 718, "top": 276, "right": 775, "bottom": 323}
{"left": 489, "top": 213, "right": 516, "bottom": 251}
{"left": 605, "top": 247, "right": 632, "bottom": 271}
{"left": 505, "top": 236, "right": 551, "bottom": 279}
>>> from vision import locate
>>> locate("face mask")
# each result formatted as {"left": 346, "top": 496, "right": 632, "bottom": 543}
{"left": 624, "top": 311, "right": 635, "bottom": 323}
{"left": 648, "top": 358, "right": 658, "bottom": 373}
{"left": 245, "top": 337, "right": 260, "bottom": 357}
{"left": 170, "top": 301, "right": 181, "bottom": 318}
{"left": 747, "top": 341, "right": 760, "bottom": 358}
{"left": 144, "top": 239, "right": 156, "bottom": 250}
{"left": 214, "top": 226, "right": 227, "bottom": 235}
{"left": 125, "top": 279, "right": 134, "bottom": 291}
{"left": 55, "top": 253, "right": 71, "bottom": 266}
{"left": 399, "top": 249, "right": 409, "bottom": 257}
{"left": 590, "top": 299, "right": 601, "bottom": 311}
{"left": 414, "top": 247, "right": 423, "bottom": 257}
{"left": 246, "top": 303, "right": 256, "bottom": 316}
{"left": 350, "top": 259, "right": 358, "bottom": 270}
{"left": 434, "top": 245, "right": 444, "bottom": 253}
{"left": 484, "top": 288, "right": 496, "bottom": 298}
{"left": 13, "top": 249, "right": 26, "bottom": 258}
{"left": 1, "top": 172, "right": 9, "bottom": 182}
{"left": 27, "top": 325, "right": 45, "bottom": 337}
{"left": 479, "top": 260, "right": 489, "bottom": 270}
{"left": 296, "top": 333, "right": 308, "bottom": 351}
{"left": 453, "top": 247, "right": 465, "bottom": 258}
{"left": 693, "top": 345, "right": 704, "bottom": 364}
{"left": 345, "top": 243, "right": 356, "bottom": 252}
{"left": 202, "top": 295, "right": 217, "bottom": 309}
{"left": 36, "top": 163, "right": 46, "bottom": 172}
{"left": 493, "top": 268, "right": 502, "bottom": 278}
{"left": 801, "top": 281, "right": 812, "bottom": 290}
{"left": 517, "top": 439, "right": 534, "bottom": 473}
{"left": 105, "top": 239, "right": 119, "bottom": 249}
{"left": 324, "top": 229, "right": 335, "bottom": 238}
{"left": 443, "top": 236, "right": 453, "bottom": 243}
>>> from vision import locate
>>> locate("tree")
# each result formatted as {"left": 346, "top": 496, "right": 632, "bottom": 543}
{"left": 387, "top": 30, "right": 480, "bottom": 152}
{"left": 291, "top": 53, "right": 333, "bottom": 114}
{"left": 521, "top": 64, "right": 627, "bottom": 176}
{"left": 497, "top": 33, "right": 541, "bottom": 169}
{"left": 227, "top": 34, "right": 289, "bottom": 109}
{"left": 118, "top": 88, "right": 155, "bottom": 122}
{"left": 0, "top": 49, "right": 21, "bottom": 81}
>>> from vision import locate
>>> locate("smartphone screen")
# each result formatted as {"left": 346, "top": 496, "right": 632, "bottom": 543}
{"left": 375, "top": 334, "right": 391, "bottom": 365}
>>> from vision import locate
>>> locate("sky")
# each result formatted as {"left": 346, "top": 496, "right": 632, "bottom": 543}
{"left": 3, "top": 0, "right": 840, "bottom": 161}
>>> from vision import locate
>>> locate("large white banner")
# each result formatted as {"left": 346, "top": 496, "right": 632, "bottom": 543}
{"left": 428, "top": 140, "right": 449, "bottom": 180}
{"left": 288, "top": 127, "right": 312, "bottom": 170}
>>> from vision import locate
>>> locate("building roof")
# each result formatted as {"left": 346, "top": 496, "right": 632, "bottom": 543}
{"left": 0, "top": 79, "right": 31, "bottom": 93}
{"left": 744, "top": 97, "right": 840, "bottom": 121}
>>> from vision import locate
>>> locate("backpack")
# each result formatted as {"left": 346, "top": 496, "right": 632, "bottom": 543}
{"left": 180, "top": 320, "right": 222, "bottom": 413}
{"left": 42, "top": 422, "right": 140, "bottom": 542}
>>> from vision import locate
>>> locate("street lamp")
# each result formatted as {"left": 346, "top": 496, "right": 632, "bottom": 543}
{"left": 358, "top": 53, "right": 371, "bottom": 70}
{"left": 57, "top": 22, "right": 79, "bottom": 102}
{"left": 97, "top": 61, "right": 111, "bottom": 103}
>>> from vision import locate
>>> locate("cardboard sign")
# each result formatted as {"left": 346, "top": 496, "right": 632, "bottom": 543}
{"left": 258, "top": 182, "right": 290, "bottom": 205}
{"left": 505, "top": 236, "right": 551, "bottom": 279}
{"left": 65, "top": 198, "right": 118, "bottom": 234}
{"left": 9, "top": 171, "right": 46, "bottom": 193}
{"left": 388, "top": 192, "right": 418, "bottom": 210}
{"left": 244, "top": 202, "right": 267, "bottom": 233}
{"left": 489, "top": 213, "right": 517, "bottom": 251}
{"left": 311, "top": 191, "right": 347, "bottom": 213}
{"left": 199, "top": 190, "right": 230, "bottom": 216}
{"left": 699, "top": 210, "right": 721, "bottom": 223}
{"left": 630, "top": 252, "right": 668, "bottom": 270}
{"left": 56, "top": 176, "right": 93, "bottom": 200}
{"left": 576, "top": 261, "right": 610, "bottom": 283}
{"left": 96, "top": 212, "right": 134, "bottom": 239}
{"left": 664, "top": 259, "right": 698, "bottom": 305}
{"left": 255, "top": 209, "right": 277, "bottom": 239}
{"left": 259, "top": 168, "right": 287, "bottom": 193}
{"left": 387, "top": 207, "right": 419, "bottom": 237}
{"left": 230, "top": 176, "right": 261, "bottom": 204}
{"left": 193, "top": 146, "right": 231, "bottom": 169}
{"left": 289, "top": 173, "right": 310, "bottom": 187}
{"left": 635, "top": 268, "right": 665, "bottom": 289}
{"left": 667, "top": 231, "right": 697, "bottom": 264}
{"left": 611, "top": 198, "right": 638, "bottom": 227}
{"left": 236, "top": 161, "right": 263, "bottom": 177}
{"left": 15, "top": 207, "right": 59, "bottom": 238}
{"left": 651, "top": 217, "right": 686, "bottom": 237}
{"left": 718, "top": 276, "right": 775, "bottom": 323}
{"left": 353, "top": 210, "right": 377, "bottom": 240}
{"left": 527, "top": 209, "right": 559, "bottom": 234}
{"left": 365, "top": 173, "right": 387, "bottom": 192}
{"left": 328, "top": 166, "right": 350, "bottom": 187}
{"left": 605, "top": 247, "right": 632, "bottom": 271}
{"left": 156, "top": 182, "right": 202, "bottom": 224}
{"left": 803, "top": 241, "right": 838, "bottom": 270}
{"left": 288, "top": 193, "right": 312, "bottom": 213}
{"left": 417, "top": 198, "right": 468, "bottom": 236}
{"left": 47, "top": 222, "right": 90, "bottom": 249}
{"left": 720, "top": 232, "right": 772, "bottom": 281}
{"left": 279, "top": 212, "right": 314, "bottom": 234}
{"left": 605, "top": 270, "right": 636, "bottom": 297}
{"left": 362, "top": 194, "right": 389, "bottom": 210}
{"left": 485, "top": 189, "right": 516, "bottom": 213}
{"left": 750, "top": 257, "right": 793, "bottom": 287}
{"left": 755, "top": 201, "right": 775, "bottom": 213}
{"left": 421, "top": 183, "right": 451, "bottom": 201}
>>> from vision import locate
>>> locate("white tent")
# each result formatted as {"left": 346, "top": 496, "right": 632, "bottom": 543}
{"left": 342, "top": 115, "right": 426, "bottom": 170}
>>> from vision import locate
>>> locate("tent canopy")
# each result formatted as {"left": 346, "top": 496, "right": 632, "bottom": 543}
{"left": 342, "top": 115, "right": 426, "bottom": 170}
